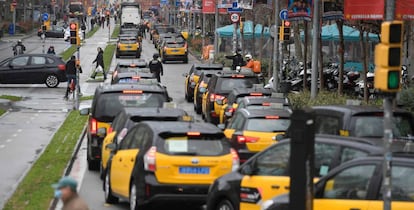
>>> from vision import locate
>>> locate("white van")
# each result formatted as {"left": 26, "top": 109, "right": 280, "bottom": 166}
{"left": 121, "top": 6, "right": 141, "bottom": 26}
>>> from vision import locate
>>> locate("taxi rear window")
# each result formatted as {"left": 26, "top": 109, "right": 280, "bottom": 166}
{"left": 216, "top": 77, "right": 259, "bottom": 93}
{"left": 166, "top": 42, "right": 185, "bottom": 48}
{"left": 120, "top": 38, "right": 137, "bottom": 44}
{"left": 158, "top": 136, "right": 230, "bottom": 156}
{"left": 246, "top": 118, "right": 291, "bottom": 132}
{"left": 157, "top": 27, "right": 175, "bottom": 33}
{"left": 94, "top": 92, "right": 167, "bottom": 120}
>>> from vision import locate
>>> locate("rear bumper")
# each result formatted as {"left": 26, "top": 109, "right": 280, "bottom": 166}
{"left": 87, "top": 134, "right": 103, "bottom": 161}
{"left": 117, "top": 49, "right": 138, "bottom": 55}
{"left": 144, "top": 174, "right": 209, "bottom": 203}
{"left": 163, "top": 54, "right": 188, "bottom": 60}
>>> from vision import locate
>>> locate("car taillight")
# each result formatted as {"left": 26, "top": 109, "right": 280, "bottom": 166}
{"left": 225, "top": 107, "right": 235, "bottom": 117}
{"left": 237, "top": 135, "right": 259, "bottom": 144}
{"left": 250, "top": 92, "right": 263, "bottom": 96}
{"left": 58, "top": 64, "right": 65, "bottom": 71}
{"left": 89, "top": 118, "right": 98, "bottom": 135}
{"left": 144, "top": 146, "right": 157, "bottom": 172}
{"left": 117, "top": 43, "right": 120, "bottom": 48}
{"left": 108, "top": 127, "right": 113, "bottom": 134}
{"left": 210, "top": 94, "right": 225, "bottom": 105}
{"left": 230, "top": 148, "right": 240, "bottom": 171}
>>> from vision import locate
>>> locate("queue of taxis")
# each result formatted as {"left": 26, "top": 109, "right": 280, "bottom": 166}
{"left": 116, "top": 34, "right": 142, "bottom": 58}
{"left": 104, "top": 121, "right": 240, "bottom": 210}
{"left": 194, "top": 71, "right": 222, "bottom": 114}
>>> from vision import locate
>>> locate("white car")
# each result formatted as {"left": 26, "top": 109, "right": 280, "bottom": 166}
{"left": 64, "top": 27, "right": 84, "bottom": 42}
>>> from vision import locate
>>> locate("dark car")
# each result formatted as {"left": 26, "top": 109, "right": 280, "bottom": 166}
{"left": 37, "top": 25, "right": 66, "bottom": 38}
{"left": 262, "top": 153, "right": 414, "bottom": 210}
{"left": 183, "top": 63, "right": 224, "bottom": 102}
{"left": 194, "top": 71, "right": 222, "bottom": 114}
{"left": 313, "top": 105, "right": 414, "bottom": 141}
{"left": 80, "top": 83, "right": 172, "bottom": 170}
{"left": 0, "top": 54, "right": 67, "bottom": 88}
{"left": 206, "top": 135, "right": 409, "bottom": 210}
{"left": 104, "top": 121, "right": 238, "bottom": 210}
{"left": 111, "top": 70, "right": 156, "bottom": 84}
{"left": 236, "top": 95, "right": 291, "bottom": 112}
{"left": 203, "top": 70, "right": 261, "bottom": 124}
{"left": 111, "top": 60, "right": 147, "bottom": 78}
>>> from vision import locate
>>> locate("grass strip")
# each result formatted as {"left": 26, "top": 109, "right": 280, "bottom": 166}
{"left": 111, "top": 24, "right": 120, "bottom": 39}
{"left": 3, "top": 111, "right": 87, "bottom": 210}
{"left": 0, "top": 95, "right": 22, "bottom": 101}
{"left": 103, "top": 44, "right": 116, "bottom": 71}
{"left": 80, "top": 95, "right": 94, "bottom": 101}
{"left": 0, "top": 108, "right": 5, "bottom": 116}
{"left": 59, "top": 45, "right": 77, "bottom": 61}
{"left": 86, "top": 26, "right": 99, "bottom": 39}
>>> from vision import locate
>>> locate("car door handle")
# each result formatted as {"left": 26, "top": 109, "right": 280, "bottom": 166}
{"left": 271, "top": 185, "right": 280, "bottom": 189}
{"left": 350, "top": 208, "right": 360, "bottom": 210}
{"left": 130, "top": 158, "right": 134, "bottom": 162}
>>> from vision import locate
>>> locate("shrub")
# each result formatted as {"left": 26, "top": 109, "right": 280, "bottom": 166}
{"left": 398, "top": 87, "right": 414, "bottom": 113}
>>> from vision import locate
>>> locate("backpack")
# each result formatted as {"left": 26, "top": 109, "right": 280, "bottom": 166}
{"left": 253, "top": 60, "right": 261, "bottom": 73}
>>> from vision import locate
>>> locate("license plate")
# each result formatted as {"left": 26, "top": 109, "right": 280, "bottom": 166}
{"left": 172, "top": 49, "right": 180, "bottom": 52}
{"left": 179, "top": 167, "right": 209, "bottom": 174}
{"left": 126, "top": 45, "right": 132, "bottom": 48}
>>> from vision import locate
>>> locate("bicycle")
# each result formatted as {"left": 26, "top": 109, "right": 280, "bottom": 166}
{"left": 64, "top": 78, "right": 76, "bottom": 101}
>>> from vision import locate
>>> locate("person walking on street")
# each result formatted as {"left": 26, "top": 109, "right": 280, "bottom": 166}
{"left": 47, "top": 46, "right": 56, "bottom": 54}
{"left": 148, "top": 53, "right": 163, "bottom": 83}
{"left": 81, "top": 23, "right": 86, "bottom": 40}
{"left": 225, "top": 48, "right": 245, "bottom": 70}
{"left": 64, "top": 56, "right": 82, "bottom": 100}
{"left": 52, "top": 176, "right": 89, "bottom": 210}
{"left": 91, "top": 47, "right": 106, "bottom": 80}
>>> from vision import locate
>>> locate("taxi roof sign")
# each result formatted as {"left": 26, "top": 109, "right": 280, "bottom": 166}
{"left": 163, "top": 102, "right": 177, "bottom": 109}
{"left": 269, "top": 103, "right": 284, "bottom": 109}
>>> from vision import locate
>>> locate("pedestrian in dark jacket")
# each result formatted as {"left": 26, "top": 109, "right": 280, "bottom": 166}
{"left": 225, "top": 48, "right": 245, "bottom": 70}
{"left": 148, "top": 53, "right": 163, "bottom": 83}
{"left": 52, "top": 176, "right": 89, "bottom": 210}
{"left": 91, "top": 47, "right": 106, "bottom": 80}
{"left": 47, "top": 46, "right": 55, "bottom": 54}
{"left": 64, "top": 56, "right": 82, "bottom": 99}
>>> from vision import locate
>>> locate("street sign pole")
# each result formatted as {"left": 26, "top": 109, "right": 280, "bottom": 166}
{"left": 310, "top": 0, "right": 320, "bottom": 99}
{"left": 213, "top": 0, "right": 219, "bottom": 61}
{"left": 75, "top": 47, "right": 81, "bottom": 110}
{"left": 383, "top": 1, "right": 396, "bottom": 210}
{"left": 12, "top": 5, "right": 16, "bottom": 35}
{"left": 272, "top": 0, "right": 280, "bottom": 92}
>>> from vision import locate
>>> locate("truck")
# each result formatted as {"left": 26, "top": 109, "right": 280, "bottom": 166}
{"left": 120, "top": 2, "right": 141, "bottom": 27}
{"left": 68, "top": 1, "right": 85, "bottom": 18}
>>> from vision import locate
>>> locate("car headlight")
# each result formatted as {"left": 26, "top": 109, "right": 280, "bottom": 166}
{"left": 261, "top": 199, "right": 275, "bottom": 210}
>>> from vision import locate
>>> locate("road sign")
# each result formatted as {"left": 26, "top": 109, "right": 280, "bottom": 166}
{"left": 230, "top": 13, "right": 240, "bottom": 23}
{"left": 227, "top": 7, "right": 243, "bottom": 13}
{"left": 42, "top": 13, "right": 49, "bottom": 21}
{"left": 232, "top": 2, "right": 238, "bottom": 8}
{"left": 279, "top": 9, "right": 288, "bottom": 20}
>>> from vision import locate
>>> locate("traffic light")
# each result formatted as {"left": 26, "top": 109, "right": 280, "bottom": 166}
{"left": 374, "top": 21, "right": 403, "bottom": 92}
{"left": 69, "top": 22, "right": 80, "bottom": 45}
{"left": 283, "top": 21, "right": 291, "bottom": 41}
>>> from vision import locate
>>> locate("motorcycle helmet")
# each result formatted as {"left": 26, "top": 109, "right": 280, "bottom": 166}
{"left": 17, "top": 40, "right": 22, "bottom": 44}
{"left": 245, "top": 54, "right": 252, "bottom": 60}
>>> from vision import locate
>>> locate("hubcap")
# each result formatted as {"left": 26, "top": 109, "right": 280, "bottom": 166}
{"left": 130, "top": 185, "right": 137, "bottom": 210}
{"left": 104, "top": 174, "right": 110, "bottom": 199}
{"left": 218, "top": 202, "right": 231, "bottom": 210}
{"left": 46, "top": 75, "right": 58, "bottom": 86}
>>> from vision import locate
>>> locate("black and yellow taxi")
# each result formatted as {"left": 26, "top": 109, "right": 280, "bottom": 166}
{"left": 183, "top": 63, "right": 223, "bottom": 102}
{"left": 104, "top": 121, "right": 240, "bottom": 209}
{"left": 159, "top": 36, "right": 188, "bottom": 63}
{"left": 221, "top": 108, "right": 291, "bottom": 162}
{"left": 111, "top": 70, "right": 155, "bottom": 84}
{"left": 218, "top": 86, "right": 273, "bottom": 124}
{"left": 100, "top": 107, "right": 188, "bottom": 178}
{"left": 206, "top": 134, "right": 408, "bottom": 210}
{"left": 111, "top": 60, "right": 148, "bottom": 82}
{"left": 236, "top": 95, "right": 291, "bottom": 112}
{"left": 81, "top": 83, "right": 172, "bottom": 170}
{"left": 262, "top": 153, "right": 414, "bottom": 210}
{"left": 313, "top": 105, "right": 414, "bottom": 139}
{"left": 193, "top": 71, "right": 222, "bottom": 114}
{"left": 151, "top": 25, "right": 175, "bottom": 46}
{"left": 203, "top": 70, "right": 261, "bottom": 124}
{"left": 116, "top": 35, "right": 142, "bottom": 58}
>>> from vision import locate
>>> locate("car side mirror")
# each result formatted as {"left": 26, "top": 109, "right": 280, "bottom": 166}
{"left": 274, "top": 134, "right": 286, "bottom": 141}
{"left": 240, "top": 163, "right": 255, "bottom": 176}
{"left": 97, "top": 127, "right": 107, "bottom": 137}
{"left": 217, "top": 124, "right": 225, "bottom": 130}
{"left": 182, "top": 73, "right": 188, "bottom": 77}
{"left": 106, "top": 143, "right": 117, "bottom": 152}
{"left": 79, "top": 107, "right": 90, "bottom": 115}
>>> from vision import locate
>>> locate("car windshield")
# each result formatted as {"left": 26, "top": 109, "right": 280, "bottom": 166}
{"left": 159, "top": 137, "right": 230, "bottom": 156}
{"left": 217, "top": 77, "right": 259, "bottom": 93}
{"left": 351, "top": 115, "right": 414, "bottom": 138}
{"left": 246, "top": 118, "right": 291, "bottom": 132}
{"left": 95, "top": 92, "right": 167, "bottom": 119}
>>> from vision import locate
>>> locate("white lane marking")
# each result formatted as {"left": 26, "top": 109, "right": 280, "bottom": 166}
{"left": 12, "top": 134, "right": 17, "bottom": 137}
{"left": 0, "top": 145, "right": 5, "bottom": 149}
{"left": 17, "top": 129, "right": 22, "bottom": 133}
{"left": 6, "top": 139, "right": 12, "bottom": 143}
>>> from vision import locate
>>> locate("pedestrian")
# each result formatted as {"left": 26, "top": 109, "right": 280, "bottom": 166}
{"left": 225, "top": 48, "right": 245, "bottom": 70}
{"left": 47, "top": 46, "right": 56, "bottom": 54}
{"left": 90, "top": 18, "right": 95, "bottom": 28}
{"left": 148, "top": 53, "right": 163, "bottom": 83}
{"left": 52, "top": 176, "right": 89, "bottom": 210}
{"left": 91, "top": 47, "right": 106, "bottom": 80}
{"left": 81, "top": 23, "right": 86, "bottom": 40}
{"left": 64, "top": 56, "right": 82, "bottom": 100}
{"left": 140, "top": 23, "right": 146, "bottom": 38}
{"left": 101, "top": 15, "right": 105, "bottom": 28}
{"left": 106, "top": 14, "right": 110, "bottom": 27}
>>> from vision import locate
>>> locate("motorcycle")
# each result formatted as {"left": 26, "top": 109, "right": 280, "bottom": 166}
{"left": 12, "top": 45, "right": 24, "bottom": 56}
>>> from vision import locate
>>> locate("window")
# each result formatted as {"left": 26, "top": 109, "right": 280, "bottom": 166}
{"left": 255, "top": 143, "right": 290, "bottom": 176}
{"left": 160, "top": 137, "right": 229, "bottom": 156}
{"left": 118, "top": 129, "right": 136, "bottom": 150}
{"left": 228, "top": 113, "right": 245, "bottom": 130}
{"left": 246, "top": 118, "right": 290, "bottom": 132}
{"left": 340, "top": 147, "right": 368, "bottom": 164}
{"left": 130, "top": 127, "right": 148, "bottom": 149}
{"left": 11, "top": 56, "right": 29, "bottom": 66}
{"left": 378, "top": 165, "right": 414, "bottom": 201}
{"left": 31, "top": 56, "right": 46, "bottom": 65}
{"left": 351, "top": 115, "right": 414, "bottom": 138}
{"left": 315, "top": 143, "right": 340, "bottom": 177}
{"left": 323, "top": 164, "right": 376, "bottom": 199}
{"left": 315, "top": 115, "right": 340, "bottom": 135}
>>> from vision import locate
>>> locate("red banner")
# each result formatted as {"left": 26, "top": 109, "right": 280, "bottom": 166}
{"left": 202, "top": 0, "right": 215, "bottom": 14}
{"left": 344, "top": 0, "right": 384, "bottom": 20}
{"left": 396, "top": 0, "right": 414, "bottom": 20}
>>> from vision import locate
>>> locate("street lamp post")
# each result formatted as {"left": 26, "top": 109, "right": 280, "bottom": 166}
{"left": 213, "top": 0, "right": 219, "bottom": 58}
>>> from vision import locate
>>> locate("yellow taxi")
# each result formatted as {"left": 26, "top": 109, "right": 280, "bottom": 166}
{"left": 116, "top": 35, "right": 142, "bottom": 58}
{"left": 159, "top": 37, "right": 188, "bottom": 63}
{"left": 206, "top": 135, "right": 402, "bottom": 210}
{"left": 261, "top": 154, "right": 414, "bottom": 210}
{"left": 221, "top": 108, "right": 291, "bottom": 163}
{"left": 183, "top": 63, "right": 223, "bottom": 102}
{"left": 193, "top": 71, "right": 222, "bottom": 114}
{"left": 100, "top": 107, "right": 188, "bottom": 178}
{"left": 218, "top": 87, "right": 273, "bottom": 124}
{"left": 104, "top": 121, "right": 239, "bottom": 209}
{"left": 80, "top": 83, "right": 172, "bottom": 170}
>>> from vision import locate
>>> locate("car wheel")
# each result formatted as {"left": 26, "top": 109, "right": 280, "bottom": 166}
{"left": 45, "top": 74, "right": 59, "bottom": 88}
{"left": 130, "top": 182, "right": 138, "bottom": 210}
{"left": 104, "top": 170, "right": 119, "bottom": 204}
{"left": 216, "top": 199, "right": 234, "bottom": 210}
{"left": 195, "top": 103, "right": 202, "bottom": 114}
{"left": 99, "top": 161, "right": 105, "bottom": 180}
